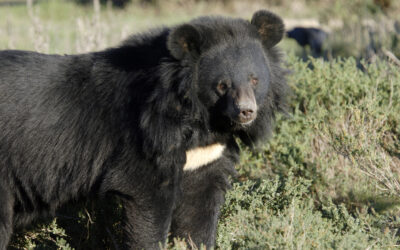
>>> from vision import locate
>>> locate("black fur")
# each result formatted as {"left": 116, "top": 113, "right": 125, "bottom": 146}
{"left": 0, "top": 10, "right": 288, "bottom": 249}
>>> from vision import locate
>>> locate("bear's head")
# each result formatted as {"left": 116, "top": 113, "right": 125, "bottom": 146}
{"left": 166, "top": 10, "right": 287, "bottom": 147}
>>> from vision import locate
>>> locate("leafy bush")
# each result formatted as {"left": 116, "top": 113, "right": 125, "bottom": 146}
{"left": 217, "top": 175, "right": 398, "bottom": 249}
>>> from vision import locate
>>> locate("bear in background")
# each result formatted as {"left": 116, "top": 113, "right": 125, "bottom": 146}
{"left": 0, "top": 10, "right": 288, "bottom": 249}
{"left": 287, "top": 27, "right": 328, "bottom": 58}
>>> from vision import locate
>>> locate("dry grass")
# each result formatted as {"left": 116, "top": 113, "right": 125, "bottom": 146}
{"left": 26, "top": 0, "right": 49, "bottom": 52}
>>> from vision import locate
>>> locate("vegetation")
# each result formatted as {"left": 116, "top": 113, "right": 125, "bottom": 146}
{"left": 1, "top": 0, "right": 400, "bottom": 249}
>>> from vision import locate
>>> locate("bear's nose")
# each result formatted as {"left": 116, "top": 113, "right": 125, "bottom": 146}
{"left": 238, "top": 107, "right": 256, "bottom": 124}
{"left": 234, "top": 84, "right": 257, "bottom": 124}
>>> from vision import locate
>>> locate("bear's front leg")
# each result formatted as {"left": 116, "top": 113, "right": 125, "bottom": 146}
{"left": 170, "top": 160, "right": 235, "bottom": 249}
{"left": 118, "top": 158, "right": 183, "bottom": 250}
{"left": 122, "top": 190, "right": 175, "bottom": 250}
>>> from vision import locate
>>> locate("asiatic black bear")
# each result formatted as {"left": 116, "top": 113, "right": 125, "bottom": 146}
{"left": 0, "top": 10, "right": 288, "bottom": 249}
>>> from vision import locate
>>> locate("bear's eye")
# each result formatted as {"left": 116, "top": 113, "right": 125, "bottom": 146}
{"left": 216, "top": 81, "right": 229, "bottom": 95}
{"left": 251, "top": 77, "right": 258, "bottom": 86}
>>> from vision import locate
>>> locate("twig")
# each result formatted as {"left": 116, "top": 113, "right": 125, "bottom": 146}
{"left": 382, "top": 48, "right": 400, "bottom": 67}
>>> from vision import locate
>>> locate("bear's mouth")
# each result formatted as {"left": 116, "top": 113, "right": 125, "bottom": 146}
{"left": 233, "top": 117, "right": 256, "bottom": 128}
{"left": 239, "top": 119, "right": 255, "bottom": 126}
{"left": 209, "top": 108, "right": 257, "bottom": 131}
{"left": 228, "top": 115, "right": 257, "bottom": 130}
{"left": 231, "top": 110, "right": 258, "bottom": 127}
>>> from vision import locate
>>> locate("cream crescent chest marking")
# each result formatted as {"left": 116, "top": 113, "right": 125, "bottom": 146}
{"left": 183, "top": 143, "right": 226, "bottom": 171}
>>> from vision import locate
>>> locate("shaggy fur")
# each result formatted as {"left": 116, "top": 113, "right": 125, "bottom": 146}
{"left": 0, "top": 10, "right": 288, "bottom": 249}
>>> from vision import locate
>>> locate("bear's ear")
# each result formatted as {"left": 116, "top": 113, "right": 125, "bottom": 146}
{"left": 251, "top": 10, "right": 285, "bottom": 49}
{"left": 168, "top": 24, "right": 201, "bottom": 60}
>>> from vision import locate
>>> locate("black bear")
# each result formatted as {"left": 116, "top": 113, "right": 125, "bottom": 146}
{"left": 287, "top": 27, "right": 328, "bottom": 57}
{"left": 0, "top": 10, "right": 288, "bottom": 249}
